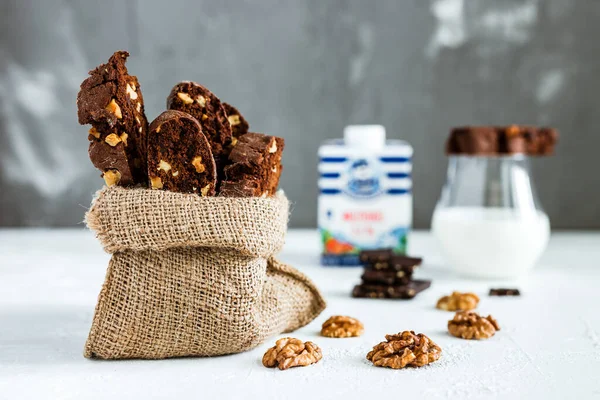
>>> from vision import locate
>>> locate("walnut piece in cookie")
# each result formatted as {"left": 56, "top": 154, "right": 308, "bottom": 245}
{"left": 321, "top": 316, "right": 364, "bottom": 338}
{"left": 147, "top": 110, "right": 217, "bottom": 195}
{"left": 262, "top": 338, "right": 322, "bottom": 370}
{"left": 367, "top": 331, "right": 441, "bottom": 369}
{"left": 448, "top": 311, "right": 500, "bottom": 340}
{"left": 436, "top": 291, "right": 480, "bottom": 311}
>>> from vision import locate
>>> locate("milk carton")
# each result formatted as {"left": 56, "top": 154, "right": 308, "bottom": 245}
{"left": 318, "top": 125, "right": 413, "bottom": 266}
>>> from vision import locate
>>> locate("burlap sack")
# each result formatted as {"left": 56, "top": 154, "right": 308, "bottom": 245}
{"left": 84, "top": 187, "right": 325, "bottom": 359}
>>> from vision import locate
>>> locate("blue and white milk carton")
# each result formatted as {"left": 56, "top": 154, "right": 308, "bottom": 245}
{"left": 318, "top": 125, "right": 413, "bottom": 266}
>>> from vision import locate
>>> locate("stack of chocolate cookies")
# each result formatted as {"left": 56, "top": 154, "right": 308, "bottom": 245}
{"left": 77, "top": 51, "right": 284, "bottom": 197}
{"left": 446, "top": 125, "right": 558, "bottom": 156}
{"left": 352, "top": 249, "right": 430, "bottom": 299}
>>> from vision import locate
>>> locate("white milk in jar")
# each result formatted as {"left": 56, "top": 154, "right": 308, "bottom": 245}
{"left": 318, "top": 125, "right": 413, "bottom": 266}
{"left": 432, "top": 207, "right": 550, "bottom": 278}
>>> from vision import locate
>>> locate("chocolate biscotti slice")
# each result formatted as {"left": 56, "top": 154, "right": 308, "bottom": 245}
{"left": 88, "top": 140, "right": 135, "bottom": 187}
{"left": 446, "top": 127, "right": 498, "bottom": 155}
{"left": 446, "top": 126, "right": 558, "bottom": 156}
{"left": 222, "top": 133, "right": 284, "bottom": 197}
{"left": 218, "top": 178, "right": 262, "bottom": 197}
{"left": 167, "top": 82, "right": 232, "bottom": 177}
{"left": 77, "top": 51, "right": 148, "bottom": 186}
{"left": 223, "top": 103, "right": 249, "bottom": 142}
{"left": 147, "top": 110, "right": 217, "bottom": 196}
{"left": 498, "top": 125, "right": 558, "bottom": 155}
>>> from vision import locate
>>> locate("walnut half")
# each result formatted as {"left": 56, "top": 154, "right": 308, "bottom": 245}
{"left": 436, "top": 291, "right": 480, "bottom": 311}
{"left": 448, "top": 311, "right": 500, "bottom": 340}
{"left": 367, "top": 331, "right": 441, "bottom": 369}
{"left": 321, "top": 315, "right": 364, "bottom": 338}
{"left": 262, "top": 338, "right": 322, "bottom": 370}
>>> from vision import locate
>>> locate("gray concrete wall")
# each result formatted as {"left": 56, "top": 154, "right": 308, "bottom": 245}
{"left": 1, "top": 0, "right": 598, "bottom": 228}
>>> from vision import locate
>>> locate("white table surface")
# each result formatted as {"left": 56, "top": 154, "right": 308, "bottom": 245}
{"left": 1, "top": 229, "right": 600, "bottom": 400}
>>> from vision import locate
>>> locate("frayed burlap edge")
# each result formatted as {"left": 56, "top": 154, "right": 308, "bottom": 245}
{"left": 85, "top": 186, "right": 289, "bottom": 256}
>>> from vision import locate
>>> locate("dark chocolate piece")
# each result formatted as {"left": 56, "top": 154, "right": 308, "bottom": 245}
{"left": 223, "top": 103, "right": 249, "bottom": 140}
{"left": 77, "top": 51, "right": 148, "bottom": 185}
{"left": 489, "top": 288, "right": 521, "bottom": 296}
{"left": 361, "top": 269, "right": 412, "bottom": 285}
{"left": 369, "top": 263, "right": 419, "bottom": 274}
{"left": 166, "top": 81, "right": 232, "bottom": 179}
{"left": 389, "top": 255, "right": 423, "bottom": 268}
{"left": 223, "top": 133, "right": 284, "bottom": 196}
{"left": 359, "top": 249, "right": 393, "bottom": 263}
{"left": 352, "top": 280, "right": 431, "bottom": 299}
{"left": 147, "top": 110, "right": 217, "bottom": 196}
{"left": 360, "top": 250, "right": 422, "bottom": 271}
{"left": 219, "top": 179, "right": 261, "bottom": 197}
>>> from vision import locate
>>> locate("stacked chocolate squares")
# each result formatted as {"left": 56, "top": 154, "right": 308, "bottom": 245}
{"left": 352, "top": 249, "right": 431, "bottom": 299}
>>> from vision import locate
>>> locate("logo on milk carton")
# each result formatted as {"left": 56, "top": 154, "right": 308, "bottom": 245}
{"left": 345, "top": 158, "right": 382, "bottom": 198}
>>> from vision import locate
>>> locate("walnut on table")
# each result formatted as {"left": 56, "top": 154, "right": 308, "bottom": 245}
{"left": 366, "top": 331, "right": 442, "bottom": 369}
{"left": 436, "top": 291, "right": 480, "bottom": 311}
{"left": 262, "top": 338, "right": 322, "bottom": 370}
{"left": 447, "top": 311, "right": 500, "bottom": 340}
{"left": 321, "top": 316, "right": 364, "bottom": 338}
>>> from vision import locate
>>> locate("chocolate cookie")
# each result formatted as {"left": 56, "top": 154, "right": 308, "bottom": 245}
{"left": 446, "top": 127, "right": 498, "bottom": 155}
{"left": 77, "top": 51, "right": 148, "bottom": 185}
{"left": 219, "top": 179, "right": 261, "bottom": 197}
{"left": 352, "top": 280, "right": 431, "bottom": 299}
{"left": 147, "top": 110, "right": 217, "bottom": 196}
{"left": 223, "top": 133, "right": 284, "bottom": 197}
{"left": 88, "top": 140, "right": 134, "bottom": 187}
{"left": 500, "top": 125, "right": 558, "bottom": 155}
{"left": 223, "top": 103, "right": 249, "bottom": 141}
{"left": 166, "top": 81, "right": 232, "bottom": 175}
{"left": 446, "top": 126, "right": 558, "bottom": 156}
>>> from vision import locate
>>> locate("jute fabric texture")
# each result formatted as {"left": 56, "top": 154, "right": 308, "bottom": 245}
{"left": 84, "top": 187, "right": 325, "bottom": 359}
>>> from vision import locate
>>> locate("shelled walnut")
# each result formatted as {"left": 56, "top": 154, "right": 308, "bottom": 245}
{"left": 320, "top": 316, "right": 364, "bottom": 338}
{"left": 436, "top": 291, "right": 480, "bottom": 311}
{"left": 366, "top": 331, "right": 441, "bottom": 369}
{"left": 262, "top": 338, "right": 322, "bottom": 370}
{"left": 447, "top": 311, "right": 500, "bottom": 340}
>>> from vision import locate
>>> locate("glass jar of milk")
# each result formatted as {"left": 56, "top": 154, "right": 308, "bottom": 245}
{"left": 431, "top": 155, "right": 550, "bottom": 278}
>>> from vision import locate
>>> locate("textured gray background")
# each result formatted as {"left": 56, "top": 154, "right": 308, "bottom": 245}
{"left": 0, "top": 0, "right": 598, "bottom": 228}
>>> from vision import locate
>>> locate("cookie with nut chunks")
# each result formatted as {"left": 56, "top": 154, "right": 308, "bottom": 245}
{"left": 223, "top": 102, "right": 249, "bottom": 142}
{"left": 167, "top": 81, "right": 232, "bottom": 181}
{"left": 218, "top": 178, "right": 261, "bottom": 197}
{"left": 88, "top": 140, "right": 135, "bottom": 187}
{"left": 147, "top": 110, "right": 217, "bottom": 196}
{"left": 77, "top": 51, "right": 148, "bottom": 185}
{"left": 223, "top": 133, "right": 284, "bottom": 197}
